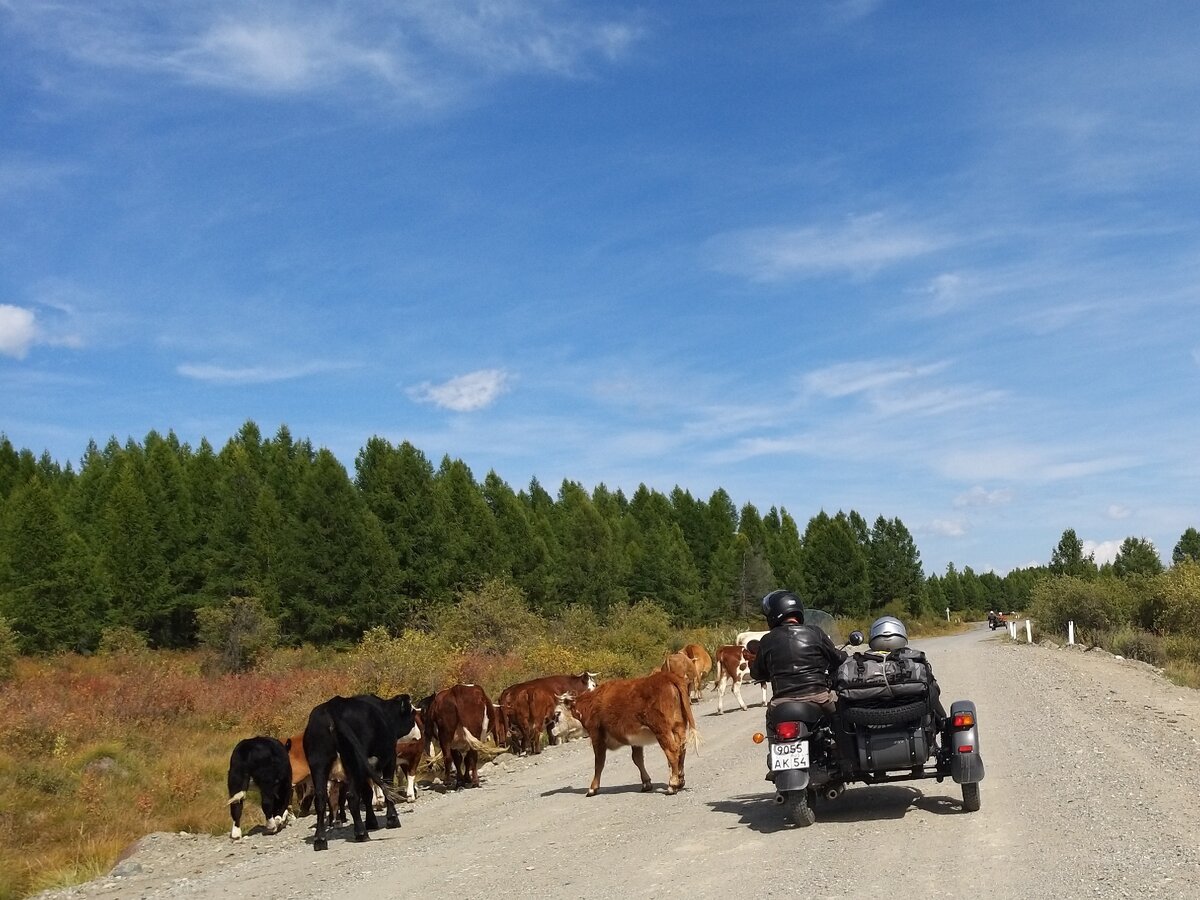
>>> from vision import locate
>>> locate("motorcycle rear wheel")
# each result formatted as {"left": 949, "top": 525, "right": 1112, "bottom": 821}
{"left": 962, "top": 782, "right": 981, "bottom": 812}
{"left": 784, "top": 789, "right": 817, "bottom": 827}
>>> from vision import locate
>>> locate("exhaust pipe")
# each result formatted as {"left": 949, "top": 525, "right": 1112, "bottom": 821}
{"left": 773, "top": 793, "right": 787, "bottom": 805}
{"left": 824, "top": 785, "right": 843, "bottom": 801}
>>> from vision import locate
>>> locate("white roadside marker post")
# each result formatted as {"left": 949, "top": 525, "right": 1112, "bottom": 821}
{"left": 1068, "top": 621, "right": 1075, "bottom": 646}
{"left": 1025, "top": 619, "right": 1032, "bottom": 644}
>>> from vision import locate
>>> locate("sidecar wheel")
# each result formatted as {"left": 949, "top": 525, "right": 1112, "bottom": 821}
{"left": 962, "top": 782, "right": 981, "bottom": 812}
{"left": 784, "top": 790, "right": 816, "bottom": 827}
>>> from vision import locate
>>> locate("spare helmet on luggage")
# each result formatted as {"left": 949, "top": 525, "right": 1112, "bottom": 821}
{"left": 868, "top": 615, "right": 908, "bottom": 651}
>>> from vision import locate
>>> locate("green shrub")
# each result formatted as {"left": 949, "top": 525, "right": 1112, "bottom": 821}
{"left": 1029, "top": 575, "right": 1136, "bottom": 641}
{"left": 96, "top": 625, "right": 148, "bottom": 657}
{"left": 1155, "top": 561, "right": 1200, "bottom": 640}
{"left": 1097, "top": 625, "right": 1164, "bottom": 664}
{"left": 195, "top": 596, "right": 279, "bottom": 675}
{"left": 433, "top": 578, "right": 545, "bottom": 656}
{"left": 598, "top": 600, "right": 672, "bottom": 670}
{"left": 0, "top": 615, "right": 17, "bottom": 681}
{"left": 351, "top": 626, "right": 458, "bottom": 697}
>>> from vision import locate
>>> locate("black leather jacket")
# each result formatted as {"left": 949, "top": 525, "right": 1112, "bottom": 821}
{"left": 748, "top": 622, "right": 847, "bottom": 698}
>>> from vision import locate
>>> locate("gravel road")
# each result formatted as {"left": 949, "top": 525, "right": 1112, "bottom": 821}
{"left": 39, "top": 625, "right": 1200, "bottom": 899}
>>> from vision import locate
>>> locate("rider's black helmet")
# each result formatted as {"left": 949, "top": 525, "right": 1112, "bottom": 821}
{"left": 762, "top": 589, "right": 804, "bottom": 628}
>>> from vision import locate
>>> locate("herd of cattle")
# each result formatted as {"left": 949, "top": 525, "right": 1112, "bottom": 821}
{"left": 226, "top": 633, "right": 770, "bottom": 851}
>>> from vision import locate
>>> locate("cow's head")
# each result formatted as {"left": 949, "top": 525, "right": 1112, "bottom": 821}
{"left": 551, "top": 692, "right": 581, "bottom": 736}
{"left": 578, "top": 672, "right": 598, "bottom": 691}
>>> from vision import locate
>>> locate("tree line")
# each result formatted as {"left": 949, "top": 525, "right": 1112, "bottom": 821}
{"left": 1, "top": 422, "right": 1196, "bottom": 654}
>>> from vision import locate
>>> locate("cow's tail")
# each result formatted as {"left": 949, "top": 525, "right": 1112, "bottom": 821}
{"left": 453, "top": 724, "right": 485, "bottom": 751}
{"left": 673, "top": 675, "right": 702, "bottom": 752}
{"left": 333, "top": 718, "right": 405, "bottom": 806}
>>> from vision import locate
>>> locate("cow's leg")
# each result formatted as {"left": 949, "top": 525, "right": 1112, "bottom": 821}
{"left": 586, "top": 734, "right": 607, "bottom": 797}
{"left": 404, "top": 767, "right": 417, "bottom": 803}
{"left": 715, "top": 675, "right": 726, "bottom": 715}
{"left": 656, "top": 730, "right": 685, "bottom": 794}
{"left": 467, "top": 749, "right": 481, "bottom": 787}
{"left": 333, "top": 779, "right": 347, "bottom": 824}
{"left": 630, "top": 746, "right": 653, "bottom": 792}
{"left": 441, "top": 739, "right": 456, "bottom": 789}
{"left": 345, "top": 778, "right": 370, "bottom": 842}
{"left": 310, "top": 760, "right": 331, "bottom": 851}
{"left": 380, "top": 757, "right": 401, "bottom": 828}
{"left": 227, "top": 791, "right": 245, "bottom": 841}
{"left": 733, "top": 676, "right": 747, "bottom": 711}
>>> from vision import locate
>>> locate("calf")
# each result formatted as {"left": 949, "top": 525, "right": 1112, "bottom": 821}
{"left": 556, "top": 670, "right": 699, "bottom": 797}
{"left": 680, "top": 644, "right": 712, "bottom": 701}
{"left": 285, "top": 733, "right": 348, "bottom": 825}
{"left": 303, "top": 693, "right": 417, "bottom": 851}
{"left": 226, "top": 737, "right": 294, "bottom": 840}
{"left": 424, "top": 683, "right": 502, "bottom": 790}
{"left": 395, "top": 708, "right": 425, "bottom": 802}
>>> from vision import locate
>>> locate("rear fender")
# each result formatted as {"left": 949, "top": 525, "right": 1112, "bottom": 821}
{"left": 770, "top": 767, "right": 810, "bottom": 792}
{"left": 947, "top": 700, "right": 985, "bottom": 784}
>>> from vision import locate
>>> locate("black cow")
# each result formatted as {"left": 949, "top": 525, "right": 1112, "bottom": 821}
{"left": 226, "top": 736, "right": 293, "bottom": 840}
{"left": 303, "top": 693, "right": 418, "bottom": 851}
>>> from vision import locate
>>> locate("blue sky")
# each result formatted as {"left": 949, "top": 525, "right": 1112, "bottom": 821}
{"left": 3, "top": 1, "right": 1198, "bottom": 576}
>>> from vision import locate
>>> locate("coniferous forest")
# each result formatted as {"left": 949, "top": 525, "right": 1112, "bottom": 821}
{"left": 0, "top": 421, "right": 1057, "bottom": 653}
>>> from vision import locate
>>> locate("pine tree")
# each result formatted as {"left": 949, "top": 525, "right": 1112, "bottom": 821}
{"left": 868, "top": 516, "right": 924, "bottom": 611}
{"left": 1172, "top": 528, "right": 1200, "bottom": 566}
{"left": 0, "top": 478, "right": 108, "bottom": 651}
{"left": 800, "top": 512, "right": 870, "bottom": 616}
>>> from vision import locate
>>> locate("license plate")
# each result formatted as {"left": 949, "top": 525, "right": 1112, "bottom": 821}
{"left": 769, "top": 740, "right": 809, "bottom": 770}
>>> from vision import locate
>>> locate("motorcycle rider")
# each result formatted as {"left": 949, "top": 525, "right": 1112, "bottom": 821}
{"left": 748, "top": 589, "right": 846, "bottom": 714}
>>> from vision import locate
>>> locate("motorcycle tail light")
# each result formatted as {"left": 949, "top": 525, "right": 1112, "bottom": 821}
{"left": 774, "top": 721, "right": 800, "bottom": 741}
{"left": 957, "top": 744, "right": 974, "bottom": 753}
{"left": 952, "top": 713, "right": 975, "bottom": 728}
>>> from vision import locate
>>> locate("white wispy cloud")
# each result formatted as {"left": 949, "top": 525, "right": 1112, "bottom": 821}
{"left": 176, "top": 361, "right": 349, "bottom": 384}
{"left": 928, "top": 519, "right": 967, "bottom": 537}
{"left": 708, "top": 213, "right": 946, "bottom": 282}
{"left": 802, "top": 359, "right": 949, "bottom": 398}
{"left": 0, "top": 305, "right": 38, "bottom": 359}
{"left": 801, "top": 358, "right": 1005, "bottom": 418}
{"left": 1107, "top": 504, "right": 1131, "bottom": 520}
{"left": 954, "top": 486, "right": 1013, "bottom": 508}
{"left": 408, "top": 368, "right": 511, "bottom": 412}
{"left": 939, "top": 445, "right": 1134, "bottom": 483}
{"left": 8, "top": 1, "right": 643, "bottom": 102}
{"left": 1083, "top": 539, "right": 1121, "bottom": 566}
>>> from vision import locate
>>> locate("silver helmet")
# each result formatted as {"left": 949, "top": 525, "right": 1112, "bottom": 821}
{"left": 868, "top": 615, "right": 908, "bottom": 651}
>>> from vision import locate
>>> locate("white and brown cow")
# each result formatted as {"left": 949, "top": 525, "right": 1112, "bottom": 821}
{"left": 555, "top": 670, "right": 699, "bottom": 797}
{"left": 712, "top": 644, "right": 750, "bottom": 714}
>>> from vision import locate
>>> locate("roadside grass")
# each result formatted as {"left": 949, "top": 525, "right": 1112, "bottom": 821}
{"left": 1019, "top": 622, "right": 1200, "bottom": 690}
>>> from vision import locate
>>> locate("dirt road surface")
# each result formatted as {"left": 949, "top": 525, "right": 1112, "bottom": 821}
{"left": 38, "top": 626, "right": 1200, "bottom": 899}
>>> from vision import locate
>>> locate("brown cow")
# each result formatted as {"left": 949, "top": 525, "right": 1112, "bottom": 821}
{"left": 681, "top": 644, "right": 713, "bottom": 702}
{"left": 424, "top": 683, "right": 503, "bottom": 790}
{"left": 499, "top": 673, "right": 598, "bottom": 755}
{"left": 555, "top": 670, "right": 699, "bottom": 797}
{"left": 660, "top": 651, "right": 698, "bottom": 700}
